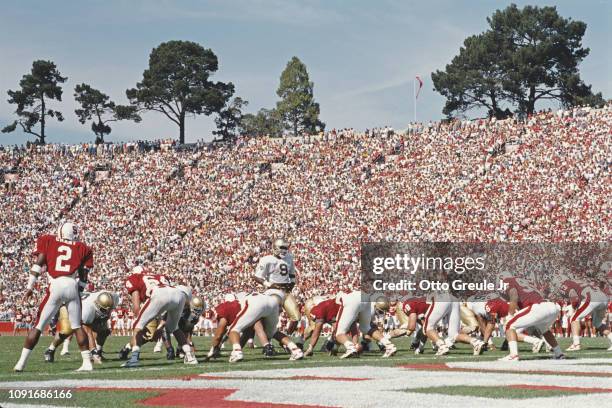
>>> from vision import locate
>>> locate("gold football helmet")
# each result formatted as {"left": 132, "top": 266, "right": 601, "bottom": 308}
{"left": 373, "top": 295, "right": 390, "bottom": 312}
{"left": 191, "top": 296, "right": 204, "bottom": 315}
{"left": 272, "top": 238, "right": 289, "bottom": 258}
{"left": 94, "top": 292, "right": 115, "bottom": 315}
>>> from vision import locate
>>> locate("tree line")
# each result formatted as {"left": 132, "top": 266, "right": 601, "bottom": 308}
{"left": 3, "top": 5, "right": 606, "bottom": 144}
{"left": 2, "top": 41, "right": 324, "bottom": 145}
{"left": 432, "top": 4, "right": 605, "bottom": 119}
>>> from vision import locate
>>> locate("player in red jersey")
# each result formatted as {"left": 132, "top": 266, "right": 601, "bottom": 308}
{"left": 14, "top": 222, "right": 95, "bottom": 372}
{"left": 121, "top": 268, "right": 196, "bottom": 367}
{"left": 489, "top": 275, "right": 565, "bottom": 361}
{"left": 206, "top": 298, "right": 243, "bottom": 360}
{"left": 560, "top": 277, "right": 612, "bottom": 351}
{"left": 304, "top": 297, "right": 340, "bottom": 356}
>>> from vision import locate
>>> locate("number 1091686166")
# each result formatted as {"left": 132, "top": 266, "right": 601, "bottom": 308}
{"left": 8, "top": 389, "right": 73, "bottom": 399}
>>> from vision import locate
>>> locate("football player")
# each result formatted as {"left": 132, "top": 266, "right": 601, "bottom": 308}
{"left": 121, "top": 268, "right": 197, "bottom": 367}
{"left": 560, "top": 277, "right": 612, "bottom": 351}
{"left": 254, "top": 239, "right": 302, "bottom": 337}
{"left": 304, "top": 296, "right": 340, "bottom": 356}
{"left": 171, "top": 295, "right": 205, "bottom": 359}
{"left": 334, "top": 291, "right": 397, "bottom": 359}
{"left": 420, "top": 294, "right": 485, "bottom": 356}
{"left": 45, "top": 291, "right": 119, "bottom": 364}
{"left": 227, "top": 288, "right": 304, "bottom": 362}
{"left": 14, "top": 222, "right": 95, "bottom": 372}
{"left": 489, "top": 275, "right": 565, "bottom": 361}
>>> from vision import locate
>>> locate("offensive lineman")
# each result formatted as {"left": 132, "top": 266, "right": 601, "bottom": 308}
{"left": 122, "top": 269, "right": 197, "bottom": 367}
{"left": 14, "top": 222, "right": 95, "bottom": 372}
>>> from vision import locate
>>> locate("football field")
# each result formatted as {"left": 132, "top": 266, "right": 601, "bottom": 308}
{"left": 0, "top": 336, "right": 610, "bottom": 407}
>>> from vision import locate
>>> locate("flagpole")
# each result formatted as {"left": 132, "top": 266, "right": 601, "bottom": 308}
{"left": 413, "top": 77, "right": 417, "bottom": 123}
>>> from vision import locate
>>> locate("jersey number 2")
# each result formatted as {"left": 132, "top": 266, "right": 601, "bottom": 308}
{"left": 55, "top": 246, "right": 72, "bottom": 272}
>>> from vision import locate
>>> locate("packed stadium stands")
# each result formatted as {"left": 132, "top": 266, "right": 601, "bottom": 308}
{"left": 1, "top": 104, "right": 610, "bottom": 323}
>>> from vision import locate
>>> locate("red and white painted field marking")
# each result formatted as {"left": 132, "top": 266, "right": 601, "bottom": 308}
{"left": 1, "top": 359, "right": 610, "bottom": 407}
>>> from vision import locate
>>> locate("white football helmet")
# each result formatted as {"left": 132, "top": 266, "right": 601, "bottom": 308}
{"left": 272, "top": 239, "right": 289, "bottom": 258}
{"left": 131, "top": 265, "right": 145, "bottom": 275}
{"left": 57, "top": 222, "right": 78, "bottom": 242}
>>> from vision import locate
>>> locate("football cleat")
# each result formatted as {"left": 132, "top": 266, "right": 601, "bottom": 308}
{"left": 60, "top": 349, "right": 70, "bottom": 356}
{"left": 166, "top": 346, "right": 176, "bottom": 360}
{"left": 472, "top": 340, "right": 485, "bottom": 356}
{"left": 500, "top": 339, "right": 509, "bottom": 351}
{"left": 44, "top": 348, "right": 55, "bottom": 363}
{"left": 553, "top": 353, "right": 566, "bottom": 360}
{"left": 566, "top": 344, "right": 581, "bottom": 351}
{"left": 607, "top": 345, "right": 612, "bottom": 351}
{"left": 340, "top": 347, "right": 358, "bottom": 359}
{"left": 414, "top": 343, "right": 425, "bottom": 355}
{"left": 498, "top": 354, "right": 520, "bottom": 362}
{"left": 229, "top": 350, "right": 244, "bottom": 363}
{"left": 76, "top": 363, "right": 93, "bottom": 372}
{"left": 289, "top": 349, "right": 304, "bottom": 361}
{"left": 153, "top": 341, "right": 163, "bottom": 353}
{"left": 435, "top": 345, "right": 450, "bottom": 356}
{"left": 184, "top": 352, "right": 198, "bottom": 365}
{"left": 121, "top": 351, "right": 140, "bottom": 368}
{"left": 263, "top": 343, "right": 275, "bottom": 358}
{"left": 118, "top": 347, "right": 130, "bottom": 360}
{"left": 91, "top": 350, "right": 102, "bottom": 365}
{"left": 382, "top": 344, "right": 397, "bottom": 358}
{"left": 532, "top": 339, "right": 545, "bottom": 353}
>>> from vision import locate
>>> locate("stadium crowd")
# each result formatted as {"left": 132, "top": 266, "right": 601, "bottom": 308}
{"left": 1, "top": 104, "right": 610, "bottom": 326}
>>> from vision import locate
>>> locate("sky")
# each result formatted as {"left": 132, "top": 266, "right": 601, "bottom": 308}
{"left": 0, "top": 0, "right": 610, "bottom": 145}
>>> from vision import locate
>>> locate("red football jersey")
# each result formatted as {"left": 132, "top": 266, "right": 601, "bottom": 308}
{"left": 485, "top": 298, "right": 510, "bottom": 318}
{"left": 401, "top": 297, "right": 429, "bottom": 315}
{"left": 125, "top": 273, "right": 170, "bottom": 302}
{"left": 310, "top": 298, "right": 340, "bottom": 323}
{"left": 502, "top": 277, "right": 543, "bottom": 309}
{"left": 214, "top": 300, "right": 241, "bottom": 325}
{"left": 35, "top": 234, "right": 93, "bottom": 278}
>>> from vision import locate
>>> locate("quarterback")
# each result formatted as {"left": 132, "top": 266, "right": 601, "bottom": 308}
{"left": 14, "top": 222, "right": 95, "bottom": 372}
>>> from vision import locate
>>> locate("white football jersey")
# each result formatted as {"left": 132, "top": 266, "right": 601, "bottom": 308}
{"left": 81, "top": 291, "right": 120, "bottom": 325}
{"left": 255, "top": 254, "right": 295, "bottom": 285}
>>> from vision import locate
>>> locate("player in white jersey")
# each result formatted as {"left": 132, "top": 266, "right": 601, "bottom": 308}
{"left": 253, "top": 239, "right": 303, "bottom": 340}
{"left": 44, "top": 291, "right": 119, "bottom": 364}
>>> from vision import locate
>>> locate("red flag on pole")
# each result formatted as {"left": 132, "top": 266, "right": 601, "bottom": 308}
{"left": 415, "top": 75, "right": 424, "bottom": 99}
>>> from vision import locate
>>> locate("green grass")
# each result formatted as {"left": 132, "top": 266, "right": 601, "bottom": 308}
{"left": 406, "top": 385, "right": 594, "bottom": 399}
{"left": 0, "top": 335, "right": 609, "bottom": 383}
{"left": 0, "top": 336, "right": 609, "bottom": 407}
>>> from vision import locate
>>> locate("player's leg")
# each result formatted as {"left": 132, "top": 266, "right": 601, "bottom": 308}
{"left": 283, "top": 293, "right": 301, "bottom": 339}
{"left": 450, "top": 303, "right": 484, "bottom": 355}
{"left": 228, "top": 296, "right": 267, "bottom": 362}
{"left": 65, "top": 291, "right": 95, "bottom": 371}
{"left": 166, "top": 293, "right": 196, "bottom": 364}
{"left": 334, "top": 298, "right": 360, "bottom": 358}
{"left": 424, "top": 300, "right": 451, "bottom": 355}
{"left": 122, "top": 297, "right": 164, "bottom": 367}
{"left": 14, "top": 289, "right": 59, "bottom": 372}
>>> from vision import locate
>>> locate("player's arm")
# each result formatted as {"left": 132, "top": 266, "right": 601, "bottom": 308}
{"left": 131, "top": 291, "right": 142, "bottom": 315}
{"left": 482, "top": 314, "right": 497, "bottom": 343}
{"left": 405, "top": 313, "right": 418, "bottom": 336}
{"left": 307, "top": 321, "right": 325, "bottom": 353}
{"left": 507, "top": 288, "right": 519, "bottom": 315}
{"left": 82, "top": 324, "right": 97, "bottom": 350}
{"left": 206, "top": 317, "right": 227, "bottom": 360}
{"left": 24, "top": 253, "right": 45, "bottom": 302}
